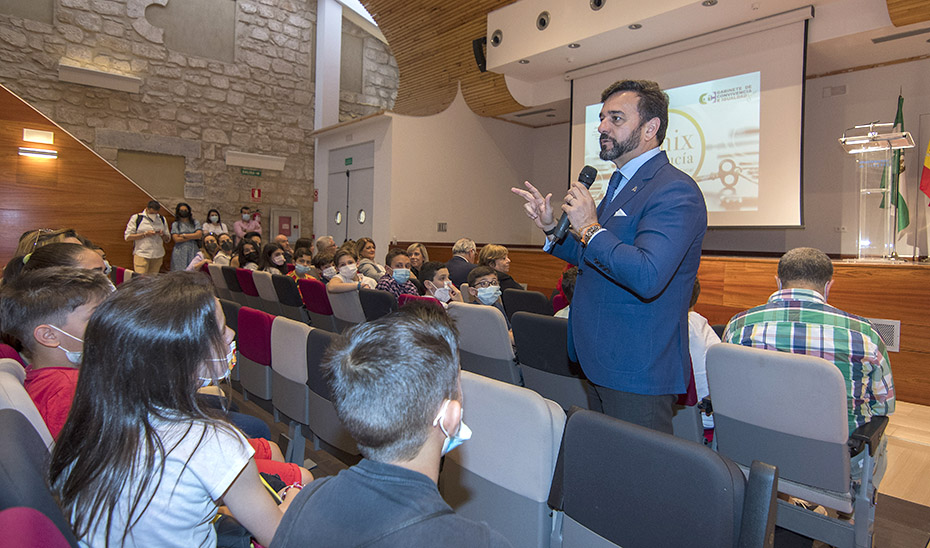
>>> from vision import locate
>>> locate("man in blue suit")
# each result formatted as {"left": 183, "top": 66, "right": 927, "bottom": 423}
{"left": 512, "top": 80, "right": 707, "bottom": 433}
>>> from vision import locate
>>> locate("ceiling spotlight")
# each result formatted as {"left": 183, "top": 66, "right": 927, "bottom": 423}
{"left": 628, "top": 23, "right": 642, "bottom": 30}
{"left": 568, "top": 43, "right": 581, "bottom": 49}
{"left": 518, "top": 59, "right": 530, "bottom": 64}
{"left": 702, "top": 0, "right": 718, "bottom": 5}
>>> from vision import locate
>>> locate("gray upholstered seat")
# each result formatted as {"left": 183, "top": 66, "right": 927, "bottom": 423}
{"left": 446, "top": 302, "right": 521, "bottom": 385}
{"left": 303, "top": 328, "right": 359, "bottom": 461}
{"left": 0, "top": 359, "right": 53, "bottom": 448}
{"left": 707, "top": 343, "right": 885, "bottom": 548}
{"left": 252, "top": 270, "right": 283, "bottom": 316}
{"left": 327, "top": 288, "right": 367, "bottom": 332}
{"left": 439, "top": 371, "right": 565, "bottom": 548}
{"left": 270, "top": 316, "right": 313, "bottom": 463}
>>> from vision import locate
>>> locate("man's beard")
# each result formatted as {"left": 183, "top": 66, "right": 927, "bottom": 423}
{"left": 599, "top": 124, "right": 642, "bottom": 162}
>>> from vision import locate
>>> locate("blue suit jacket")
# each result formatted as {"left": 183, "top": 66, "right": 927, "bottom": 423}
{"left": 551, "top": 151, "right": 707, "bottom": 395}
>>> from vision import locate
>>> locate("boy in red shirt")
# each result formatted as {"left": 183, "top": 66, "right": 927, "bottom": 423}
{"left": 0, "top": 268, "right": 112, "bottom": 438}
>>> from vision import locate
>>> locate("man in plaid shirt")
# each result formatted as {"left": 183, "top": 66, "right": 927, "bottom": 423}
{"left": 723, "top": 247, "right": 895, "bottom": 434}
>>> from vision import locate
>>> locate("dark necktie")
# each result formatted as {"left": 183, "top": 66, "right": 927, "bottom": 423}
{"left": 597, "top": 170, "right": 623, "bottom": 219}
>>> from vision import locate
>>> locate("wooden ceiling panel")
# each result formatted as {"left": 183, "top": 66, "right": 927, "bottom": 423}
{"left": 362, "top": 0, "right": 526, "bottom": 117}
{"left": 886, "top": 0, "right": 930, "bottom": 27}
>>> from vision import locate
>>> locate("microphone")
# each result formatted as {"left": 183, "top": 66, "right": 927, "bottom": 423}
{"left": 550, "top": 165, "right": 598, "bottom": 242}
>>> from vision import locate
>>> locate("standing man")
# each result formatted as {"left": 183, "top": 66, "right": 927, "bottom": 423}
{"left": 233, "top": 205, "right": 262, "bottom": 244}
{"left": 124, "top": 200, "right": 171, "bottom": 274}
{"left": 513, "top": 80, "right": 707, "bottom": 433}
{"left": 446, "top": 238, "right": 478, "bottom": 289}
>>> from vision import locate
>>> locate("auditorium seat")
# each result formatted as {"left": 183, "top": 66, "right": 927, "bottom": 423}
{"left": 549, "top": 409, "right": 777, "bottom": 548}
{"left": 110, "top": 266, "right": 134, "bottom": 286}
{"left": 439, "top": 371, "right": 565, "bottom": 548}
{"left": 511, "top": 312, "right": 595, "bottom": 411}
{"left": 304, "top": 328, "right": 360, "bottom": 462}
{"left": 0, "top": 507, "right": 74, "bottom": 548}
{"left": 219, "top": 300, "right": 241, "bottom": 381}
{"left": 0, "top": 359, "right": 53, "bottom": 448}
{"left": 270, "top": 316, "right": 313, "bottom": 464}
{"left": 297, "top": 278, "right": 338, "bottom": 332}
{"left": 397, "top": 294, "right": 443, "bottom": 308}
{"left": 358, "top": 288, "right": 397, "bottom": 321}
{"left": 272, "top": 274, "right": 308, "bottom": 323}
{"left": 501, "top": 288, "right": 553, "bottom": 320}
{"left": 707, "top": 344, "right": 884, "bottom": 548}
{"left": 234, "top": 268, "right": 263, "bottom": 310}
{"left": 446, "top": 302, "right": 521, "bottom": 385}
{"left": 252, "top": 270, "right": 284, "bottom": 316}
{"left": 327, "top": 288, "right": 366, "bottom": 333}
{"left": 0, "top": 409, "right": 80, "bottom": 547}
{"left": 236, "top": 307, "right": 274, "bottom": 401}
{"left": 208, "top": 264, "right": 232, "bottom": 301}
{"left": 221, "top": 266, "right": 247, "bottom": 307}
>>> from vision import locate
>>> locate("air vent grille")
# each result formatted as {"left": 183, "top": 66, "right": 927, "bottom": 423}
{"left": 865, "top": 317, "right": 900, "bottom": 352}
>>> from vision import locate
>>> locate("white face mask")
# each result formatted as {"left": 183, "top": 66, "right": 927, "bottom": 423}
{"left": 272, "top": 255, "right": 285, "bottom": 266}
{"left": 241, "top": 213, "right": 251, "bottom": 221}
{"left": 49, "top": 325, "right": 84, "bottom": 365}
{"left": 209, "top": 215, "right": 219, "bottom": 223}
{"left": 200, "top": 341, "right": 236, "bottom": 388}
{"left": 432, "top": 281, "right": 453, "bottom": 303}
{"left": 322, "top": 266, "right": 337, "bottom": 279}
{"left": 433, "top": 399, "right": 471, "bottom": 456}
{"left": 339, "top": 264, "right": 358, "bottom": 281}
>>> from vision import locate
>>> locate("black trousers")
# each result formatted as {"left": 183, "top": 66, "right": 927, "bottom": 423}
{"left": 591, "top": 385, "right": 677, "bottom": 435}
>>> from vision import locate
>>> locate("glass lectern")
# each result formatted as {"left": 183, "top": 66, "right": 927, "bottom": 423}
{"left": 838, "top": 124, "right": 914, "bottom": 261}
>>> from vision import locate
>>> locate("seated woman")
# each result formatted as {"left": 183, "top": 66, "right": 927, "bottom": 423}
{"left": 326, "top": 248, "right": 377, "bottom": 293}
{"left": 231, "top": 240, "right": 260, "bottom": 270}
{"left": 258, "top": 243, "right": 287, "bottom": 275}
{"left": 478, "top": 244, "right": 522, "bottom": 291}
{"left": 185, "top": 233, "right": 219, "bottom": 271}
{"left": 48, "top": 273, "right": 302, "bottom": 547}
{"left": 355, "top": 237, "right": 386, "bottom": 279}
{"left": 312, "top": 250, "right": 337, "bottom": 283}
{"left": 288, "top": 247, "right": 318, "bottom": 281}
{"left": 213, "top": 233, "right": 234, "bottom": 266}
{"left": 406, "top": 242, "right": 429, "bottom": 279}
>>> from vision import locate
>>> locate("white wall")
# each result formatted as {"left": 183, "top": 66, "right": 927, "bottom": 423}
{"left": 388, "top": 90, "right": 563, "bottom": 245}
{"left": 703, "top": 56, "right": 930, "bottom": 256}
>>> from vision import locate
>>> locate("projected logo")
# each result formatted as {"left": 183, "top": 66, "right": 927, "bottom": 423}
{"left": 661, "top": 109, "right": 705, "bottom": 178}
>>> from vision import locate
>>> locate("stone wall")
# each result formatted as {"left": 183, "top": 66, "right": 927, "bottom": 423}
{"left": 0, "top": 0, "right": 397, "bottom": 241}
{"left": 339, "top": 17, "right": 397, "bottom": 122}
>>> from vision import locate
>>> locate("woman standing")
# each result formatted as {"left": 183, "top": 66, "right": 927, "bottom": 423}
{"left": 201, "top": 209, "right": 229, "bottom": 236}
{"left": 170, "top": 203, "right": 203, "bottom": 271}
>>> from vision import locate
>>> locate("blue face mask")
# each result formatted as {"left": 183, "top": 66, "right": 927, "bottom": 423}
{"left": 294, "top": 264, "right": 312, "bottom": 276}
{"left": 433, "top": 400, "right": 472, "bottom": 456}
{"left": 476, "top": 285, "right": 501, "bottom": 305}
{"left": 392, "top": 268, "right": 411, "bottom": 285}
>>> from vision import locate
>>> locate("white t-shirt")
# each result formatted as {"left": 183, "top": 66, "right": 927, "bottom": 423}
{"left": 688, "top": 311, "right": 721, "bottom": 429}
{"left": 124, "top": 212, "right": 169, "bottom": 259}
{"left": 80, "top": 418, "right": 253, "bottom": 548}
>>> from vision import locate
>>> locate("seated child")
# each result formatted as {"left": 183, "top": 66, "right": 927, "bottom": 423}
{"left": 375, "top": 249, "right": 419, "bottom": 299}
{"left": 419, "top": 261, "right": 463, "bottom": 306}
{"left": 288, "top": 247, "right": 319, "bottom": 281}
{"left": 326, "top": 248, "right": 377, "bottom": 293}
{"left": 466, "top": 266, "right": 512, "bottom": 340}
{"left": 312, "top": 250, "right": 336, "bottom": 283}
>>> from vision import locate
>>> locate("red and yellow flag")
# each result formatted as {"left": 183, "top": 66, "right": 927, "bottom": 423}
{"left": 921, "top": 138, "right": 930, "bottom": 203}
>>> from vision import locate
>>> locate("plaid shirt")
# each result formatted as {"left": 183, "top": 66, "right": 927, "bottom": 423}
{"left": 375, "top": 274, "right": 418, "bottom": 299}
{"left": 723, "top": 288, "right": 895, "bottom": 433}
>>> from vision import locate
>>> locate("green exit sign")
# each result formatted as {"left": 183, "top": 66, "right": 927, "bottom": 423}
{"left": 345, "top": 157, "right": 353, "bottom": 166}
{"left": 241, "top": 168, "right": 262, "bottom": 176}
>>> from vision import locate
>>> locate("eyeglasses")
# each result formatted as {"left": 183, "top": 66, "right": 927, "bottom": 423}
{"left": 472, "top": 279, "right": 500, "bottom": 289}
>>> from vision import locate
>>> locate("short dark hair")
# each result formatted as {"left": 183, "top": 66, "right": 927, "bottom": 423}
{"left": 601, "top": 80, "right": 669, "bottom": 145}
{"left": 146, "top": 200, "right": 160, "bottom": 210}
{"left": 467, "top": 266, "right": 496, "bottom": 287}
{"left": 384, "top": 248, "right": 409, "bottom": 267}
{"left": 419, "top": 261, "right": 446, "bottom": 285}
{"left": 689, "top": 278, "right": 701, "bottom": 309}
{"left": 2, "top": 243, "right": 96, "bottom": 285}
{"left": 0, "top": 267, "right": 112, "bottom": 353}
{"left": 561, "top": 266, "right": 578, "bottom": 303}
{"left": 322, "top": 306, "right": 460, "bottom": 461}
{"left": 312, "top": 250, "right": 335, "bottom": 269}
{"left": 777, "top": 247, "right": 833, "bottom": 288}
{"left": 240, "top": 206, "right": 251, "bottom": 213}
{"left": 244, "top": 231, "right": 261, "bottom": 242}
{"left": 293, "top": 247, "right": 313, "bottom": 260}
{"left": 295, "top": 237, "right": 314, "bottom": 250}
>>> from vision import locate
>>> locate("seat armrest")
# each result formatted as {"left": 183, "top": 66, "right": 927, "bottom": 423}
{"left": 547, "top": 405, "right": 586, "bottom": 511}
{"left": 738, "top": 460, "right": 778, "bottom": 548}
{"left": 847, "top": 415, "right": 889, "bottom": 457}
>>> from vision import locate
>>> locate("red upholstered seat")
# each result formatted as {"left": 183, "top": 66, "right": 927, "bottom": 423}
{"left": 0, "top": 507, "right": 73, "bottom": 548}
{"left": 297, "top": 278, "right": 333, "bottom": 315}
{"left": 235, "top": 268, "right": 260, "bottom": 297}
{"left": 237, "top": 307, "right": 274, "bottom": 367}
{"left": 398, "top": 294, "right": 443, "bottom": 309}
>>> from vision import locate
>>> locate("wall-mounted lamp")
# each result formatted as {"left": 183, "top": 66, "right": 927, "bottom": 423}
{"left": 225, "top": 150, "right": 286, "bottom": 171}
{"left": 19, "top": 147, "right": 58, "bottom": 159}
{"left": 58, "top": 61, "right": 142, "bottom": 93}
{"left": 23, "top": 129, "right": 54, "bottom": 144}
